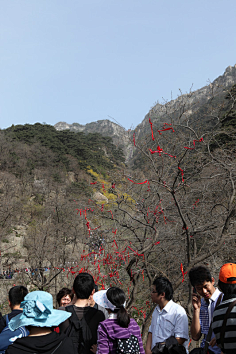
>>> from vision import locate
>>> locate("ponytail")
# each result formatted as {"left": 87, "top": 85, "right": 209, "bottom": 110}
{"left": 106, "top": 287, "right": 130, "bottom": 328}
{"left": 117, "top": 305, "right": 130, "bottom": 328}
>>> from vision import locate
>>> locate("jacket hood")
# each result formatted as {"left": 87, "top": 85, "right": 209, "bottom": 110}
{"left": 7, "top": 332, "right": 68, "bottom": 354}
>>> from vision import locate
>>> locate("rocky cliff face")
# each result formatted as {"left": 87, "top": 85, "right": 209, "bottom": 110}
{"left": 134, "top": 64, "right": 236, "bottom": 141}
{"left": 55, "top": 65, "right": 236, "bottom": 163}
{"left": 54, "top": 120, "right": 134, "bottom": 162}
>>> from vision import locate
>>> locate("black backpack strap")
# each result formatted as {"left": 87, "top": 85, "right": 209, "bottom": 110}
{"left": 65, "top": 305, "right": 75, "bottom": 314}
{"left": 65, "top": 306, "right": 82, "bottom": 330}
{"left": 220, "top": 299, "right": 236, "bottom": 350}
{"left": 65, "top": 305, "right": 86, "bottom": 354}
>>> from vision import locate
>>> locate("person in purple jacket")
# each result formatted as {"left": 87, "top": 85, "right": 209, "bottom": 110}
{"left": 93, "top": 287, "right": 145, "bottom": 354}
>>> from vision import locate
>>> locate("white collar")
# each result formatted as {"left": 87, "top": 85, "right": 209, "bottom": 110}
{"left": 156, "top": 299, "right": 173, "bottom": 313}
{"left": 210, "top": 288, "right": 221, "bottom": 302}
{"left": 108, "top": 313, "right": 117, "bottom": 319}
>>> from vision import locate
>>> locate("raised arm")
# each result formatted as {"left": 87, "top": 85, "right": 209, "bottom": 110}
{"left": 190, "top": 290, "right": 202, "bottom": 340}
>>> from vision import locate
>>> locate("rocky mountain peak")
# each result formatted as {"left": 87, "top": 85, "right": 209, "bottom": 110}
{"left": 54, "top": 65, "right": 236, "bottom": 163}
{"left": 54, "top": 119, "right": 134, "bottom": 162}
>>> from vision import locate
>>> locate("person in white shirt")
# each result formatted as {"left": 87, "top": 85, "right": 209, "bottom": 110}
{"left": 145, "top": 276, "right": 189, "bottom": 354}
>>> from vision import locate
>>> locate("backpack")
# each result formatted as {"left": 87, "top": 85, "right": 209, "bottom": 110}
{"left": 0, "top": 314, "right": 29, "bottom": 354}
{"left": 152, "top": 337, "right": 186, "bottom": 354}
{"left": 64, "top": 305, "right": 93, "bottom": 354}
{"left": 116, "top": 334, "right": 140, "bottom": 354}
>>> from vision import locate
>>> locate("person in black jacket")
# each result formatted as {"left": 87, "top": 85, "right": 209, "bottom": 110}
{"left": 0, "top": 286, "right": 28, "bottom": 333}
{"left": 59, "top": 273, "right": 105, "bottom": 354}
{"left": 6, "top": 290, "right": 75, "bottom": 354}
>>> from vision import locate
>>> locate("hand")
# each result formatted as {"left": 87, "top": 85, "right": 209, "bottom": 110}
{"left": 90, "top": 344, "right": 97, "bottom": 354}
{"left": 209, "top": 338, "right": 216, "bottom": 347}
{"left": 192, "top": 288, "right": 201, "bottom": 311}
{"left": 145, "top": 349, "right": 152, "bottom": 354}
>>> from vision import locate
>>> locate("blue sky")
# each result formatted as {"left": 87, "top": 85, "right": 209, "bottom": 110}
{"left": 0, "top": 0, "right": 236, "bottom": 130}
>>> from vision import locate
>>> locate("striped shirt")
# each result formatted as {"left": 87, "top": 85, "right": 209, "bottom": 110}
{"left": 212, "top": 297, "right": 236, "bottom": 354}
{"left": 97, "top": 318, "right": 145, "bottom": 354}
{"left": 199, "top": 288, "right": 222, "bottom": 354}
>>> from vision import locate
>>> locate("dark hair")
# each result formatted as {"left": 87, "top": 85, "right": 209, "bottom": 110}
{"left": 56, "top": 287, "right": 73, "bottom": 306}
{"left": 106, "top": 287, "right": 130, "bottom": 328}
{"left": 153, "top": 276, "right": 173, "bottom": 301}
{"left": 189, "top": 265, "right": 212, "bottom": 287}
{"left": 73, "top": 273, "right": 95, "bottom": 299}
{"left": 218, "top": 280, "right": 236, "bottom": 300}
{"left": 9, "top": 286, "right": 28, "bottom": 306}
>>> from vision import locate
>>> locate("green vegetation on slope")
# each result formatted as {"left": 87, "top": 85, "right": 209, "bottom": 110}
{"left": 4, "top": 123, "right": 125, "bottom": 173}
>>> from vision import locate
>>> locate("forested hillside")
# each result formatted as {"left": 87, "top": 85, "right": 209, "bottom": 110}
{"left": 0, "top": 125, "right": 125, "bottom": 301}
{"left": 1, "top": 69, "right": 236, "bottom": 345}
{"left": 4, "top": 123, "right": 125, "bottom": 174}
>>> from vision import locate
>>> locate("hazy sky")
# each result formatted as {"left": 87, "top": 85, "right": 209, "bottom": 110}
{"left": 1, "top": 1, "right": 236, "bottom": 130}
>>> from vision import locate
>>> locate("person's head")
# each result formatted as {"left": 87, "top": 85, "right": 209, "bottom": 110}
{"left": 8, "top": 285, "right": 28, "bottom": 310}
{"left": 8, "top": 291, "right": 71, "bottom": 332}
{"left": 73, "top": 273, "right": 95, "bottom": 300}
{"left": 189, "top": 265, "right": 215, "bottom": 300}
{"left": 56, "top": 288, "right": 73, "bottom": 307}
{"left": 152, "top": 276, "right": 173, "bottom": 304}
{"left": 218, "top": 263, "right": 236, "bottom": 300}
{"left": 93, "top": 287, "right": 130, "bottom": 328}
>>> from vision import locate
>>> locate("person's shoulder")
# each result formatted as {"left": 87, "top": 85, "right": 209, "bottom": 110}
{"left": 169, "top": 300, "right": 187, "bottom": 315}
{"left": 90, "top": 306, "right": 105, "bottom": 316}
{"left": 216, "top": 298, "right": 236, "bottom": 311}
{"left": 98, "top": 318, "right": 111, "bottom": 328}
{"left": 130, "top": 318, "right": 137, "bottom": 323}
{"left": 0, "top": 315, "right": 6, "bottom": 333}
{"left": 9, "top": 310, "right": 23, "bottom": 319}
{"left": 129, "top": 318, "right": 140, "bottom": 329}
{"left": 0, "top": 313, "right": 7, "bottom": 321}
{"left": 85, "top": 306, "right": 105, "bottom": 322}
{"left": 58, "top": 306, "right": 66, "bottom": 311}
{"left": 130, "top": 318, "right": 139, "bottom": 325}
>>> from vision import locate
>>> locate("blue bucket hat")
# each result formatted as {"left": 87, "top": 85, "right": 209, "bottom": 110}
{"left": 9, "top": 291, "right": 71, "bottom": 331}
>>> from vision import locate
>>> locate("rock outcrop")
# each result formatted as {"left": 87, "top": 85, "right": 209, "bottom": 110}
{"left": 54, "top": 65, "right": 236, "bottom": 164}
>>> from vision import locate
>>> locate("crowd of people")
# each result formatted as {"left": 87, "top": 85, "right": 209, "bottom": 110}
{"left": 0, "top": 263, "right": 79, "bottom": 280}
{"left": 0, "top": 263, "right": 236, "bottom": 354}
{"left": 0, "top": 268, "right": 51, "bottom": 280}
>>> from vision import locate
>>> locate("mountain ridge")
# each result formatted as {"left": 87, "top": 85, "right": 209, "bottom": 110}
{"left": 54, "top": 64, "right": 236, "bottom": 162}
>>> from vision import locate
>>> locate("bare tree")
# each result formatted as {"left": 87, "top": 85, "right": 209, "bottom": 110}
{"left": 85, "top": 82, "right": 236, "bottom": 341}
